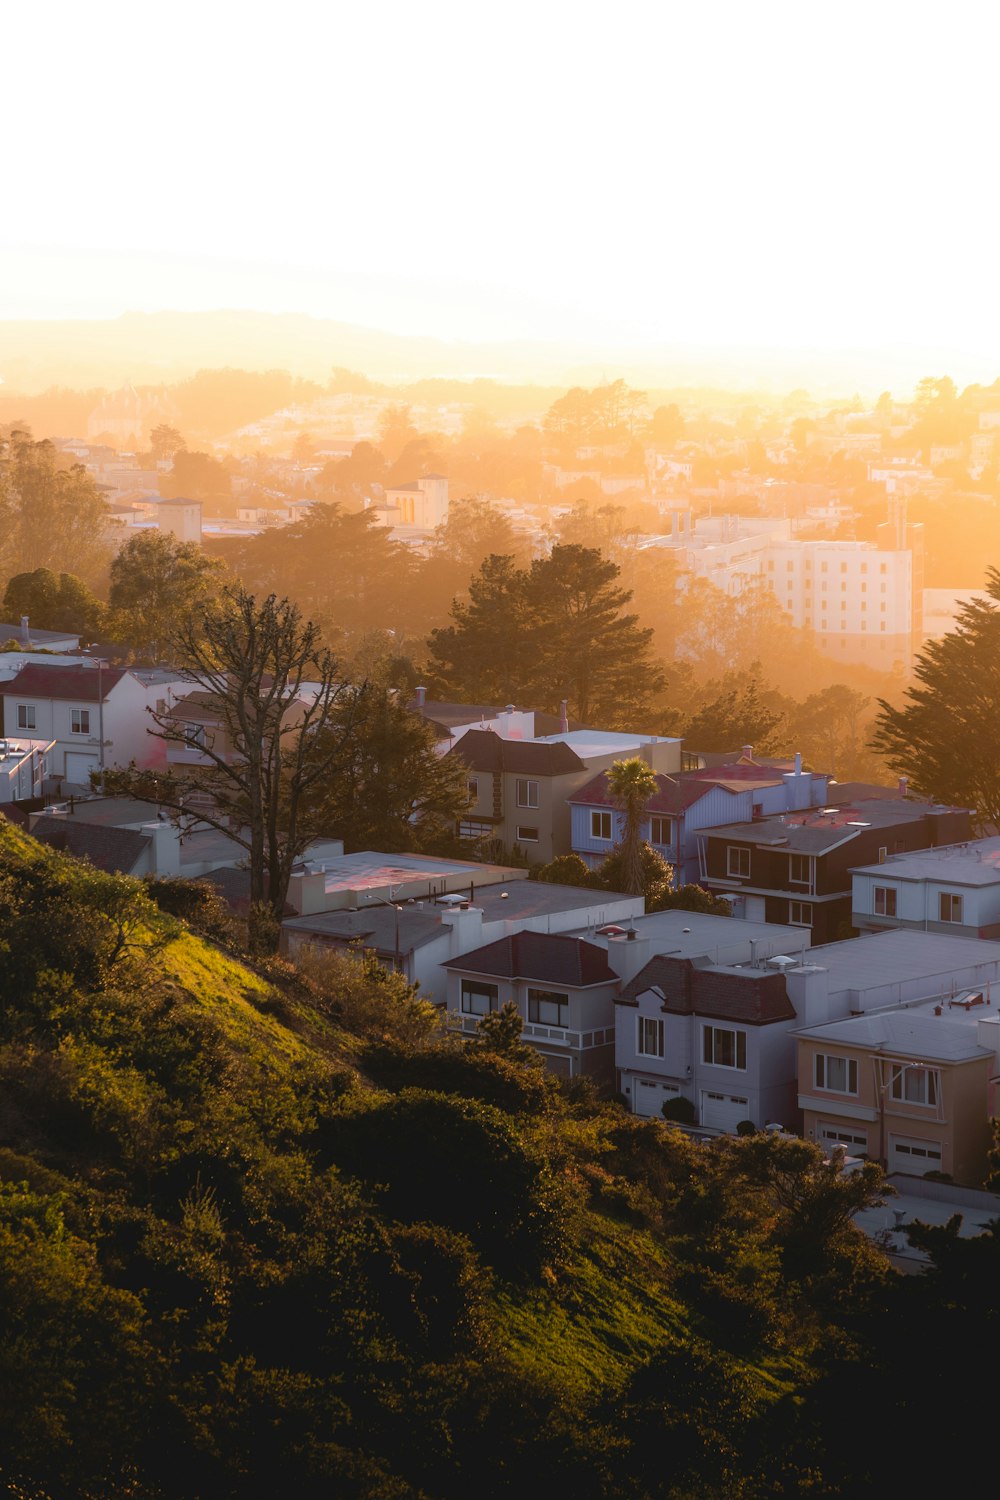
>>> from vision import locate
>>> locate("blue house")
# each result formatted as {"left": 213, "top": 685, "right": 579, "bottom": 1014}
{"left": 569, "top": 757, "right": 830, "bottom": 885}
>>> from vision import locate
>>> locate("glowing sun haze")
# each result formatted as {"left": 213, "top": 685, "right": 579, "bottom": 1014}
{"left": 3, "top": 0, "right": 999, "bottom": 369}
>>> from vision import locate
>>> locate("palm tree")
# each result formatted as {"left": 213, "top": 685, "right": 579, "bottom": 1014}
{"left": 606, "top": 756, "right": 660, "bottom": 896}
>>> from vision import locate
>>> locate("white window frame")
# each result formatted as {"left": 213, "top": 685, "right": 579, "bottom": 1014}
{"left": 459, "top": 819, "right": 493, "bottom": 840}
{"left": 789, "top": 900, "right": 812, "bottom": 927}
{"left": 16, "top": 704, "right": 36, "bottom": 730}
{"left": 939, "top": 892, "right": 963, "bottom": 924}
{"left": 727, "top": 846, "right": 750, "bottom": 878}
{"left": 890, "top": 1065, "right": 938, "bottom": 1107}
{"left": 591, "top": 810, "right": 612, "bottom": 840}
{"left": 702, "top": 1025, "right": 747, "bottom": 1071}
{"left": 516, "top": 778, "right": 539, "bottom": 809}
{"left": 637, "top": 1016, "right": 664, "bottom": 1057}
{"left": 515, "top": 825, "right": 539, "bottom": 843}
{"left": 70, "top": 708, "right": 91, "bottom": 735}
{"left": 649, "top": 815, "right": 672, "bottom": 846}
{"left": 814, "top": 1053, "right": 858, "bottom": 1095}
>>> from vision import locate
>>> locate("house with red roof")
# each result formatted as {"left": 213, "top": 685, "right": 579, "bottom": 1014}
{"left": 569, "top": 755, "right": 830, "bottom": 883}
{"left": 0, "top": 661, "right": 185, "bottom": 790}
{"left": 443, "top": 930, "right": 620, "bottom": 1083}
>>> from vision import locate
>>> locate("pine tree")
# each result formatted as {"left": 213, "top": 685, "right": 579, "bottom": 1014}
{"left": 871, "top": 568, "right": 1000, "bottom": 831}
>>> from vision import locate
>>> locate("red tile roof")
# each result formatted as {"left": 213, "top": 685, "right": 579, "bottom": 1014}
{"left": 445, "top": 931, "right": 616, "bottom": 987}
{"left": 569, "top": 768, "right": 723, "bottom": 815}
{"left": 2, "top": 663, "right": 127, "bottom": 702}
{"left": 620, "top": 954, "right": 794, "bottom": 1024}
{"left": 449, "top": 728, "right": 585, "bottom": 776}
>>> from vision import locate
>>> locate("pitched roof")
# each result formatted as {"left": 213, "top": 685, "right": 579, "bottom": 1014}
{"left": 30, "top": 816, "right": 150, "bottom": 874}
{"left": 620, "top": 954, "right": 795, "bottom": 1024}
{"left": 1, "top": 663, "right": 127, "bottom": 702}
{"left": 444, "top": 931, "right": 616, "bottom": 987}
{"left": 569, "top": 768, "right": 719, "bottom": 814}
{"left": 449, "top": 728, "right": 585, "bottom": 776}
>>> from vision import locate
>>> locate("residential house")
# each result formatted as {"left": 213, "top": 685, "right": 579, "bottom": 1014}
{"left": 797, "top": 1005, "right": 1000, "bottom": 1184}
{"left": 570, "top": 753, "right": 829, "bottom": 883}
{"left": 444, "top": 931, "right": 620, "bottom": 1082}
{"left": 0, "top": 662, "right": 189, "bottom": 789}
{"left": 23, "top": 795, "right": 260, "bottom": 880}
{"left": 0, "top": 621, "right": 82, "bottom": 652}
{"left": 282, "top": 858, "right": 641, "bottom": 1007}
{"left": 617, "top": 953, "right": 798, "bottom": 1127}
{"left": 698, "top": 796, "right": 972, "bottom": 943}
{"left": 618, "top": 925, "right": 1000, "bottom": 1138}
{"left": 450, "top": 726, "right": 681, "bottom": 862}
{"left": 852, "top": 837, "right": 1000, "bottom": 939}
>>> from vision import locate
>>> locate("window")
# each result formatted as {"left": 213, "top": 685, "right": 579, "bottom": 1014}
{"left": 861, "top": 582, "right": 867, "bottom": 593}
{"left": 591, "top": 810, "right": 612, "bottom": 840}
{"left": 649, "top": 815, "right": 672, "bottom": 846}
{"left": 467, "top": 777, "right": 479, "bottom": 800}
{"left": 821, "top": 581, "right": 828, "bottom": 592}
{"left": 70, "top": 708, "right": 91, "bottom": 735}
{"left": 840, "top": 562, "right": 848, "bottom": 573}
{"left": 727, "top": 846, "right": 750, "bottom": 878}
{"left": 890, "top": 1065, "right": 938, "bottom": 1107}
{"left": 789, "top": 900, "right": 812, "bottom": 926}
{"left": 841, "top": 581, "right": 847, "bottom": 592}
{"left": 821, "top": 561, "right": 828, "bottom": 573}
{"left": 789, "top": 854, "right": 810, "bottom": 883}
{"left": 703, "top": 1026, "right": 746, "bottom": 1070}
{"left": 516, "top": 825, "right": 539, "bottom": 843}
{"left": 16, "top": 704, "right": 36, "bottom": 730}
{"left": 880, "top": 562, "right": 887, "bottom": 574}
{"left": 814, "top": 1054, "right": 858, "bottom": 1094}
{"left": 880, "top": 622, "right": 886, "bottom": 631}
{"left": 786, "top": 561, "right": 794, "bottom": 572}
{"left": 528, "top": 988, "right": 569, "bottom": 1027}
{"left": 874, "top": 886, "right": 897, "bottom": 916}
{"left": 459, "top": 819, "right": 493, "bottom": 840}
{"left": 637, "top": 1017, "right": 664, "bottom": 1057}
{"left": 767, "top": 559, "right": 775, "bottom": 571}
{"left": 860, "top": 562, "right": 867, "bottom": 574}
{"left": 461, "top": 981, "right": 498, "bottom": 1016}
{"left": 939, "top": 892, "right": 963, "bottom": 923}
{"left": 516, "top": 778, "right": 538, "bottom": 808}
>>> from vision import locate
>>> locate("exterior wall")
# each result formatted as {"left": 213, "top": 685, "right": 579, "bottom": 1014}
{"left": 3, "top": 673, "right": 156, "bottom": 781}
{"left": 853, "top": 869, "right": 1000, "bottom": 939}
{"left": 761, "top": 539, "right": 913, "bottom": 670}
{"left": 798, "top": 1039, "right": 992, "bottom": 1184}
{"left": 616, "top": 992, "right": 795, "bottom": 1129}
{"left": 446, "top": 970, "right": 617, "bottom": 1084}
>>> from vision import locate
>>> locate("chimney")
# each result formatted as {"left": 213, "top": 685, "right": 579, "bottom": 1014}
{"left": 559, "top": 698, "right": 569, "bottom": 733}
{"left": 742, "top": 744, "right": 753, "bottom": 761}
{"left": 414, "top": 685, "right": 426, "bottom": 707}
{"left": 794, "top": 751, "right": 802, "bottom": 775}
{"left": 898, "top": 776, "right": 909, "bottom": 797}
{"left": 20, "top": 615, "right": 29, "bottom": 645}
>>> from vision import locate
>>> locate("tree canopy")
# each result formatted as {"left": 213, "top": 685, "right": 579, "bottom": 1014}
{"left": 2, "top": 567, "right": 104, "bottom": 635}
{"left": 0, "top": 430, "right": 110, "bottom": 586}
{"left": 871, "top": 568, "right": 1000, "bottom": 829}
{"left": 428, "top": 543, "right": 665, "bottom": 726}
{"left": 108, "top": 530, "right": 225, "bottom": 660}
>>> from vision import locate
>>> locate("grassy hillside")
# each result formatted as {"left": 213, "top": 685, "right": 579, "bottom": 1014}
{"left": 0, "top": 819, "right": 904, "bottom": 1498}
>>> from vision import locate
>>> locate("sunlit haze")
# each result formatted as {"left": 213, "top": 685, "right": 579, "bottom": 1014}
{"left": 4, "top": 0, "right": 1000, "bottom": 382}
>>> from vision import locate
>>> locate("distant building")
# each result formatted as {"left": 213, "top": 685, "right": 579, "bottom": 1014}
{"left": 85, "top": 381, "right": 180, "bottom": 448}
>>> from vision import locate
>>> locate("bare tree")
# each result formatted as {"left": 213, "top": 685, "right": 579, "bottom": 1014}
{"left": 104, "top": 587, "right": 359, "bottom": 949}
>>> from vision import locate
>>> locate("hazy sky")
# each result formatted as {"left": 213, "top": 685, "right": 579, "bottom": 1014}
{"left": 3, "top": 1, "right": 999, "bottom": 366}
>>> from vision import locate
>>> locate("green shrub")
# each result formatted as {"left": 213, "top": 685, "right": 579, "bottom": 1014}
{"left": 662, "top": 1095, "right": 696, "bottom": 1124}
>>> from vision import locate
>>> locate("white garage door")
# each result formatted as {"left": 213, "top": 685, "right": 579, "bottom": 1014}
{"left": 700, "top": 1090, "right": 750, "bottom": 1132}
{"left": 889, "top": 1135, "right": 943, "bottom": 1176}
{"left": 632, "top": 1077, "right": 680, "bottom": 1118}
{"left": 817, "top": 1123, "right": 869, "bottom": 1155}
{"left": 744, "top": 895, "right": 766, "bottom": 922}
{"left": 64, "top": 751, "right": 100, "bottom": 787}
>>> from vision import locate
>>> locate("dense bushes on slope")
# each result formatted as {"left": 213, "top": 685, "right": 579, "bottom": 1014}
{"left": 2, "top": 819, "right": 984, "bottom": 1498}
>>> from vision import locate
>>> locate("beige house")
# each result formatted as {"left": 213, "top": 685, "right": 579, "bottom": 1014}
{"left": 797, "top": 1005, "right": 1000, "bottom": 1185}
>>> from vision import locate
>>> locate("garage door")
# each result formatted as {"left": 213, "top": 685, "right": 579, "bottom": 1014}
{"left": 817, "top": 1123, "right": 869, "bottom": 1155}
{"left": 700, "top": 1090, "right": 750, "bottom": 1132}
{"left": 632, "top": 1077, "right": 680, "bottom": 1118}
{"left": 744, "top": 896, "right": 766, "bottom": 922}
{"left": 888, "top": 1135, "right": 943, "bottom": 1176}
{"left": 64, "top": 751, "right": 100, "bottom": 787}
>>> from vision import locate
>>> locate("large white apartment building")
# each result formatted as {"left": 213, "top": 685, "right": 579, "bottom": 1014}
{"left": 644, "top": 509, "right": 921, "bottom": 670}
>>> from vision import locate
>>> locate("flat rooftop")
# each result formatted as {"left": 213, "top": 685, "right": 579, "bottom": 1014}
{"left": 796, "top": 928, "right": 1000, "bottom": 994}
{"left": 570, "top": 910, "right": 812, "bottom": 964}
{"left": 796, "top": 1007, "right": 996, "bottom": 1061}
{"left": 852, "top": 837, "right": 1000, "bottom": 885}
{"left": 536, "top": 730, "right": 680, "bottom": 758}
{"left": 295, "top": 849, "right": 528, "bottom": 898}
